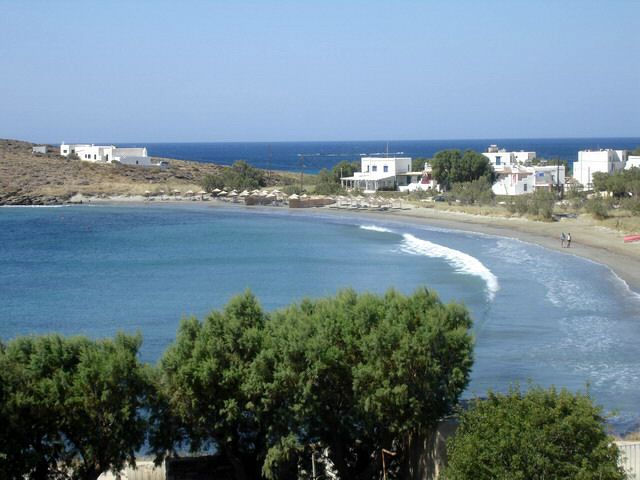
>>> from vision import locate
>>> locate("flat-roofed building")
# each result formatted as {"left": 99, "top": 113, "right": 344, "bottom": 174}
{"left": 483, "top": 145, "right": 536, "bottom": 168}
{"left": 572, "top": 149, "right": 627, "bottom": 189}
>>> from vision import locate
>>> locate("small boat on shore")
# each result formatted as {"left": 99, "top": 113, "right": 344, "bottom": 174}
{"left": 623, "top": 234, "right": 640, "bottom": 243}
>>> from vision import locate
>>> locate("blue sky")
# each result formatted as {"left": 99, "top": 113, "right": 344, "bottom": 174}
{"left": 0, "top": 0, "right": 638, "bottom": 142}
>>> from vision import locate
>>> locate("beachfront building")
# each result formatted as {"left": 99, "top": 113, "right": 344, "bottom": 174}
{"left": 626, "top": 155, "right": 640, "bottom": 170}
{"left": 340, "top": 156, "right": 411, "bottom": 192}
{"left": 492, "top": 164, "right": 565, "bottom": 196}
{"left": 60, "top": 143, "right": 164, "bottom": 167}
{"left": 572, "top": 149, "right": 627, "bottom": 189}
{"left": 340, "top": 156, "right": 437, "bottom": 193}
{"left": 483, "top": 145, "right": 536, "bottom": 168}
{"left": 397, "top": 163, "right": 438, "bottom": 192}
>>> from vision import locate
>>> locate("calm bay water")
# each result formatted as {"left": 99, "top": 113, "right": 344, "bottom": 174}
{"left": 1, "top": 204, "right": 640, "bottom": 433}
{"left": 120, "top": 138, "right": 640, "bottom": 173}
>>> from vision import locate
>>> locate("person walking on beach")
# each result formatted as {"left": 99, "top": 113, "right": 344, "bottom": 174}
{"left": 561, "top": 232, "right": 566, "bottom": 248}
{"left": 566, "top": 233, "right": 571, "bottom": 248}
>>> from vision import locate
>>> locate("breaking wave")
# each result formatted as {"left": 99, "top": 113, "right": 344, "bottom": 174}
{"left": 359, "top": 225, "right": 394, "bottom": 233}
{"left": 400, "top": 233, "right": 500, "bottom": 300}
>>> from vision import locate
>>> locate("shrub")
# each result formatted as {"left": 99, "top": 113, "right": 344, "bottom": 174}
{"left": 445, "top": 385, "right": 625, "bottom": 480}
{"left": 449, "top": 178, "right": 494, "bottom": 205}
{"left": 200, "top": 173, "right": 225, "bottom": 193}
{"left": 585, "top": 197, "right": 611, "bottom": 220}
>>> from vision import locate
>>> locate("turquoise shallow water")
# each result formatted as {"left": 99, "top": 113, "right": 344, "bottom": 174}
{"left": 1, "top": 204, "right": 639, "bottom": 433}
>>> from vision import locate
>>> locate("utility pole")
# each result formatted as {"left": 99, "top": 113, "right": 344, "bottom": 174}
{"left": 268, "top": 143, "right": 272, "bottom": 183}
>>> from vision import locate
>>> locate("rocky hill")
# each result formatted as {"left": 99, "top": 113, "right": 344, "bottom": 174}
{"left": 0, "top": 139, "right": 255, "bottom": 205}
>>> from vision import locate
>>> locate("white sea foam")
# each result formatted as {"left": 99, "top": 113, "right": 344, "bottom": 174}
{"left": 400, "top": 233, "right": 500, "bottom": 300}
{"left": 359, "top": 224, "right": 394, "bottom": 234}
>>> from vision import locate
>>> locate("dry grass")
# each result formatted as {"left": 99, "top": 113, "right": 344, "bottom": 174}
{"left": 0, "top": 139, "right": 292, "bottom": 204}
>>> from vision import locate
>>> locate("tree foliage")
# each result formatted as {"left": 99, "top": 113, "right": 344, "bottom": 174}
{"left": 505, "top": 189, "right": 556, "bottom": 220}
{"left": 313, "top": 168, "right": 344, "bottom": 195}
{"left": 331, "top": 160, "right": 360, "bottom": 183}
{"left": 0, "top": 334, "right": 151, "bottom": 480}
{"left": 200, "top": 160, "right": 266, "bottom": 192}
{"left": 449, "top": 178, "right": 495, "bottom": 205}
{"left": 592, "top": 168, "right": 640, "bottom": 198}
{"left": 255, "top": 288, "right": 474, "bottom": 479}
{"left": 445, "top": 385, "right": 625, "bottom": 480}
{"left": 430, "top": 150, "right": 495, "bottom": 191}
{"left": 154, "top": 288, "right": 474, "bottom": 480}
{"left": 153, "top": 291, "right": 267, "bottom": 480}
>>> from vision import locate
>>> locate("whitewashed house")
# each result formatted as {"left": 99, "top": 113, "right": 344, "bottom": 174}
{"left": 60, "top": 143, "right": 165, "bottom": 168}
{"left": 483, "top": 145, "right": 536, "bottom": 168}
{"left": 397, "top": 162, "right": 438, "bottom": 192}
{"left": 340, "top": 156, "right": 412, "bottom": 192}
{"left": 492, "top": 165, "right": 565, "bottom": 196}
{"left": 626, "top": 155, "right": 640, "bottom": 170}
{"left": 572, "top": 149, "right": 627, "bottom": 189}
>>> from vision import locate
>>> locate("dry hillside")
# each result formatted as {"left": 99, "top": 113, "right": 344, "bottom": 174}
{"left": 0, "top": 139, "right": 282, "bottom": 205}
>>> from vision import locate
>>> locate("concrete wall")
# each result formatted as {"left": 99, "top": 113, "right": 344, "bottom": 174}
{"left": 617, "top": 441, "right": 640, "bottom": 480}
{"left": 98, "top": 461, "right": 165, "bottom": 480}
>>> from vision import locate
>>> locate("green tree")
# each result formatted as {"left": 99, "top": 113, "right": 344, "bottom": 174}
{"left": 0, "top": 334, "right": 151, "bottom": 480}
{"left": 445, "top": 385, "right": 625, "bottom": 480}
{"left": 200, "top": 173, "right": 225, "bottom": 193}
{"left": 431, "top": 150, "right": 495, "bottom": 191}
{"left": 223, "top": 160, "right": 266, "bottom": 191}
{"left": 314, "top": 168, "right": 344, "bottom": 195}
{"left": 331, "top": 160, "right": 360, "bottom": 183}
{"left": 412, "top": 157, "right": 429, "bottom": 172}
{"left": 154, "top": 291, "right": 267, "bottom": 480}
{"left": 449, "top": 178, "right": 495, "bottom": 205}
{"left": 256, "top": 288, "right": 474, "bottom": 479}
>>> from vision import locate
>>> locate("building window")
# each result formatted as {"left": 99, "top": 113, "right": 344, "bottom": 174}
{"left": 372, "top": 165, "right": 377, "bottom": 172}
{"left": 94, "top": 154, "right": 97, "bottom": 160}
{"left": 383, "top": 165, "right": 388, "bottom": 173}
{"left": 496, "top": 156, "right": 501, "bottom": 165}
{"left": 524, "top": 184, "right": 528, "bottom": 192}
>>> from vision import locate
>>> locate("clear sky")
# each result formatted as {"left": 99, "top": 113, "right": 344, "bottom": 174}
{"left": 0, "top": 0, "right": 638, "bottom": 143}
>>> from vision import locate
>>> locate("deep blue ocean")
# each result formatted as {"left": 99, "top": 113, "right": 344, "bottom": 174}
{"left": 1, "top": 204, "right": 640, "bottom": 434}
{"left": 120, "top": 138, "right": 640, "bottom": 173}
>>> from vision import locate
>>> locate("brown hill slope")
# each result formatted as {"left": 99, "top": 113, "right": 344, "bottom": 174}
{"left": 0, "top": 139, "right": 227, "bottom": 204}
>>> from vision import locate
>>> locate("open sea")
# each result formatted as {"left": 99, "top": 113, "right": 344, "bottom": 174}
{"left": 1, "top": 204, "right": 640, "bottom": 434}
{"left": 121, "top": 137, "right": 640, "bottom": 173}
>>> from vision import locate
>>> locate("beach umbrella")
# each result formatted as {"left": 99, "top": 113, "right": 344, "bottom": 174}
{"left": 186, "top": 190, "right": 194, "bottom": 196}
{"left": 251, "top": 189, "right": 261, "bottom": 195}
{"left": 229, "top": 191, "right": 238, "bottom": 197}
{"left": 212, "top": 188, "right": 221, "bottom": 194}
{"left": 198, "top": 190, "right": 207, "bottom": 200}
{"left": 288, "top": 194, "right": 299, "bottom": 200}
{"left": 301, "top": 194, "right": 309, "bottom": 199}
{"left": 144, "top": 190, "right": 151, "bottom": 197}
{"left": 217, "top": 191, "right": 228, "bottom": 196}
{"left": 272, "top": 189, "right": 282, "bottom": 195}
{"left": 239, "top": 190, "right": 250, "bottom": 197}
{"left": 173, "top": 189, "right": 181, "bottom": 197}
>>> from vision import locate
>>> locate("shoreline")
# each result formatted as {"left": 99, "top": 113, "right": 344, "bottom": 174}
{"left": 10, "top": 194, "right": 640, "bottom": 295}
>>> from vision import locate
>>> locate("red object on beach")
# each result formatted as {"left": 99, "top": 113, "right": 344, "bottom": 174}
{"left": 624, "top": 235, "right": 640, "bottom": 243}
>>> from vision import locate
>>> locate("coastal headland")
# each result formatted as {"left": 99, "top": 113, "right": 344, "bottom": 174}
{"left": 2, "top": 138, "right": 640, "bottom": 294}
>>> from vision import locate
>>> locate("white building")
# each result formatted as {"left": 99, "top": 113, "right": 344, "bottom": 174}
{"left": 492, "top": 165, "right": 565, "bottom": 196}
{"left": 340, "top": 156, "right": 412, "bottom": 192}
{"left": 60, "top": 143, "right": 164, "bottom": 168}
{"left": 626, "top": 156, "right": 640, "bottom": 170}
{"left": 483, "top": 145, "right": 536, "bottom": 168}
{"left": 572, "top": 149, "right": 627, "bottom": 189}
{"left": 397, "top": 163, "right": 438, "bottom": 192}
